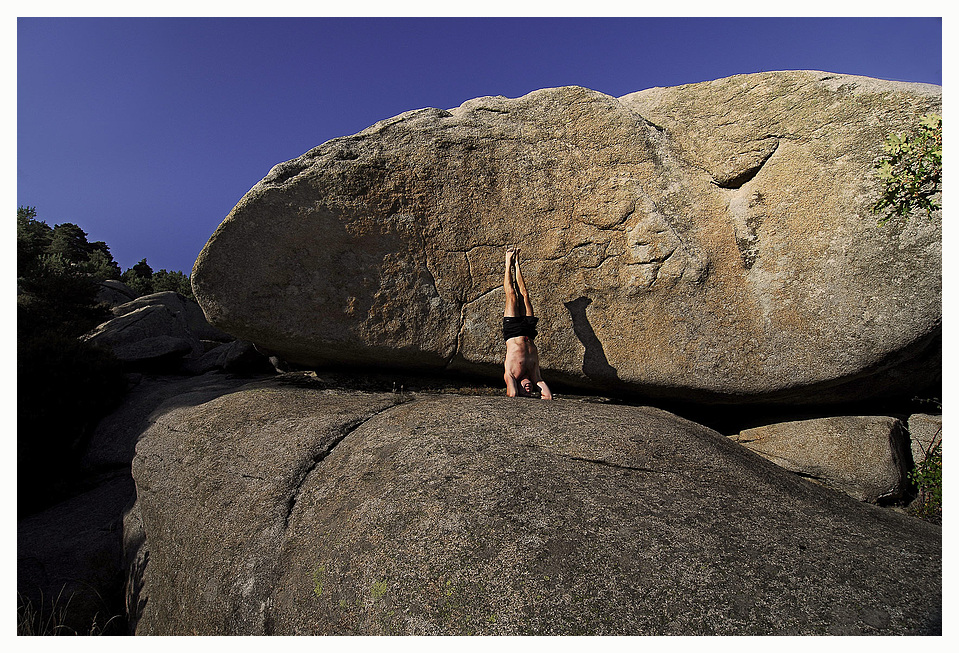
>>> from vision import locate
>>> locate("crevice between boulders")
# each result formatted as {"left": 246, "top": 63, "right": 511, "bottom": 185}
{"left": 566, "top": 455, "right": 671, "bottom": 475}
{"left": 521, "top": 442, "right": 676, "bottom": 475}
{"left": 791, "top": 470, "right": 829, "bottom": 484}
{"left": 282, "top": 399, "right": 413, "bottom": 531}
{"left": 445, "top": 286, "right": 502, "bottom": 371}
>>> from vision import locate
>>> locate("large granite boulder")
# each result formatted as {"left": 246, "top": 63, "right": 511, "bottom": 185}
{"left": 192, "top": 71, "right": 941, "bottom": 404}
{"left": 125, "top": 376, "right": 941, "bottom": 635}
{"left": 730, "top": 416, "right": 909, "bottom": 503}
{"left": 80, "top": 372, "right": 266, "bottom": 473}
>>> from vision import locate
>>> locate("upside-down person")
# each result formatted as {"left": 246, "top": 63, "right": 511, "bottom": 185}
{"left": 502, "top": 247, "right": 552, "bottom": 400}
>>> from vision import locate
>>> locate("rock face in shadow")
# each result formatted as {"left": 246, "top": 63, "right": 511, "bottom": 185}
{"left": 18, "top": 475, "right": 135, "bottom": 635}
{"left": 125, "top": 377, "right": 941, "bottom": 635}
{"left": 192, "top": 71, "right": 941, "bottom": 404}
{"left": 80, "top": 373, "right": 267, "bottom": 473}
{"left": 82, "top": 291, "right": 267, "bottom": 374}
{"left": 83, "top": 304, "right": 200, "bottom": 366}
{"left": 17, "top": 372, "right": 271, "bottom": 635}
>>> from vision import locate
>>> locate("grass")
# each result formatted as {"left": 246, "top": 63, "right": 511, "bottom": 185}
{"left": 17, "top": 590, "right": 123, "bottom": 636}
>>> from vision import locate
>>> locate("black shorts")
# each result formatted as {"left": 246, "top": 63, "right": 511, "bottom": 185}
{"left": 503, "top": 316, "right": 539, "bottom": 342}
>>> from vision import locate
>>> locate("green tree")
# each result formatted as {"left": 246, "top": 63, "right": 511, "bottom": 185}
{"left": 152, "top": 268, "right": 193, "bottom": 297}
{"left": 130, "top": 258, "right": 153, "bottom": 278}
{"left": 16, "top": 206, "right": 198, "bottom": 516}
{"left": 121, "top": 258, "right": 155, "bottom": 296}
{"left": 872, "top": 113, "right": 942, "bottom": 224}
{"left": 81, "top": 248, "right": 122, "bottom": 281}
{"left": 120, "top": 259, "right": 194, "bottom": 300}
{"left": 909, "top": 435, "right": 942, "bottom": 524}
{"left": 16, "top": 207, "right": 126, "bottom": 516}
{"left": 47, "top": 222, "right": 94, "bottom": 265}
{"left": 18, "top": 208, "right": 123, "bottom": 286}
{"left": 17, "top": 209, "right": 110, "bottom": 336}
{"left": 17, "top": 206, "right": 53, "bottom": 278}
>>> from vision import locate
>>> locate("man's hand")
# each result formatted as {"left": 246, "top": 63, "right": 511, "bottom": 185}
{"left": 537, "top": 381, "right": 553, "bottom": 400}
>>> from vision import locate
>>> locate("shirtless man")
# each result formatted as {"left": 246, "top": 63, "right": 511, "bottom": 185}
{"left": 503, "top": 247, "right": 553, "bottom": 399}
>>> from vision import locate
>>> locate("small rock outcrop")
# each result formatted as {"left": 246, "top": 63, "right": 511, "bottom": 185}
{"left": 84, "top": 304, "right": 200, "bottom": 367}
{"left": 184, "top": 340, "right": 276, "bottom": 375}
{"left": 82, "top": 291, "right": 266, "bottom": 373}
{"left": 96, "top": 280, "right": 138, "bottom": 307}
{"left": 111, "top": 291, "right": 232, "bottom": 343}
{"left": 907, "top": 413, "right": 942, "bottom": 466}
{"left": 192, "top": 71, "right": 941, "bottom": 404}
{"left": 730, "top": 416, "right": 910, "bottom": 503}
{"left": 125, "top": 377, "right": 941, "bottom": 635}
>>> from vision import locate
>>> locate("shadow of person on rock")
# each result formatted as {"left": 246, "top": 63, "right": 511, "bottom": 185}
{"left": 564, "top": 296, "right": 620, "bottom": 383}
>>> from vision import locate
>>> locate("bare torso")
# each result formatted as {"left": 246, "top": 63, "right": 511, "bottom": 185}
{"left": 504, "top": 335, "right": 542, "bottom": 396}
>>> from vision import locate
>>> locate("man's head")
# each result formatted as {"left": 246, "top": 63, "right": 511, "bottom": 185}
{"left": 504, "top": 372, "right": 539, "bottom": 398}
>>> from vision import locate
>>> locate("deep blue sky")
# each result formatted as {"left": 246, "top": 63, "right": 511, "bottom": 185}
{"left": 17, "top": 17, "right": 943, "bottom": 275}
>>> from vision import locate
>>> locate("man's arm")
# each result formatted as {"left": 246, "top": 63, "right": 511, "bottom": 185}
{"left": 536, "top": 380, "right": 553, "bottom": 400}
{"left": 534, "top": 365, "right": 552, "bottom": 400}
{"left": 504, "top": 371, "right": 520, "bottom": 397}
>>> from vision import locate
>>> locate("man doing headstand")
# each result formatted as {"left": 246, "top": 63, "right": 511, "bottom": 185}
{"left": 503, "top": 247, "right": 553, "bottom": 399}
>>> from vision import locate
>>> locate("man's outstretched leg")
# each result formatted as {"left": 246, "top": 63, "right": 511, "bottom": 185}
{"left": 504, "top": 247, "right": 522, "bottom": 317}
{"left": 512, "top": 249, "right": 535, "bottom": 318}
